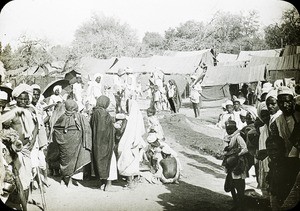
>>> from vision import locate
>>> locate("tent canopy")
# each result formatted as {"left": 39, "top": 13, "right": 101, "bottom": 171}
{"left": 216, "top": 53, "right": 238, "bottom": 65}
{"left": 77, "top": 56, "right": 117, "bottom": 77}
{"left": 107, "top": 57, "right": 150, "bottom": 74}
{"left": 143, "top": 54, "right": 206, "bottom": 75}
{"left": 236, "top": 49, "right": 283, "bottom": 62}
{"left": 201, "top": 65, "right": 266, "bottom": 86}
{"left": 248, "top": 54, "right": 300, "bottom": 70}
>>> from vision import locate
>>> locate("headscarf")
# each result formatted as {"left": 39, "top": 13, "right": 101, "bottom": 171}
{"left": 96, "top": 95, "right": 110, "bottom": 109}
{"left": 257, "top": 102, "right": 268, "bottom": 119}
{"left": 53, "top": 85, "right": 62, "bottom": 93}
{"left": 265, "top": 88, "right": 277, "bottom": 101}
{"left": 65, "top": 99, "right": 78, "bottom": 116}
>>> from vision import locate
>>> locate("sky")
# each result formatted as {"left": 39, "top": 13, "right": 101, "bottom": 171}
{"left": 0, "top": 0, "right": 296, "bottom": 49}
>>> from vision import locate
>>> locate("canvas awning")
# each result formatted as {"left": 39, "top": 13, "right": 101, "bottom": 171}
{"left": 201, "top": 65, "right": 266, "bottom": 86}
{"left": 248, "top": 54, "right": 300, "bottom": 70}
{"left": 163, "top": 49, "right": 215, "bottom": 66}
{"left": 78, "top": 56, "right": 117, "bottom": 77}
{"left": 107, "top": 57, "right": 150, "bottom": 74}
{"left": 143, "top": 54, "right": 205, "bottom": 75}
{"left": 236, "top": 49, "right": 283, "bottom": 62}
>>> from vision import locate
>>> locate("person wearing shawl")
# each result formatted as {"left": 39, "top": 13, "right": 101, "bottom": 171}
{"left": 222, "top": 120, "right": 249, "bottom": 211}
{"left": 0, "top": 83, "right": 38, "bottom": 210}
{"left": 53, "top": 99, "right": 92, "bottom": 187}
{"left": 117, "top": 100, "right": 146, "bottom": 189}
{"left": 269, "top": 86, "right": 296, "bottom": 157}
{"left": 255, "top": 102, "right": 271, "bottom": 197}
{"left": 90, "top": 95, "right": 118, "bottom": 191}
{"left": 166, "top": 79, "right": 181, "bottom": 113}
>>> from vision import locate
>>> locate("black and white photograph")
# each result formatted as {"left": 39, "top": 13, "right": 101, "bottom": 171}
{"left": 0, "top": 0, "right": 299, "bottom": 210}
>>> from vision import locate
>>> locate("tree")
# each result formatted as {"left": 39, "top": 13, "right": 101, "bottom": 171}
{"left": 164, "top": 20, "right": 205, "bottom": 51}
{"left": 72, "top": 14, "right": 139, "bottom": 59}
{"left": 12, "top": 37, "right": 53, "bottom": 69}
{"left": 142, "top": 32, "right": 164, "bottom": 49}
{"left": 0, "top": 44, "right": 14, "bottom": 70}
{"left": 264, "top": 8, "right": 300, "bottom": 48}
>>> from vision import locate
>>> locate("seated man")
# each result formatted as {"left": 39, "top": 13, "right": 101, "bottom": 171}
{"left": 155, "top": 146, "right": 180, "bottom": 184}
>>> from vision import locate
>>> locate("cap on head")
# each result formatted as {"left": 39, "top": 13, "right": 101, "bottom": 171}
{"left": 225, "top": 100, "right": 233, "bottom": 106}
{"left": 161, "top": 145, "right": 172, "bottom": 155}
{"left": 147, "top": 132, "right": 158, "bottom": 143}
{"left": 277, "top": 86, "right": 294, "bottom": 97}
{"left": 262, "top": 82, "right": 273, "bottom": 94}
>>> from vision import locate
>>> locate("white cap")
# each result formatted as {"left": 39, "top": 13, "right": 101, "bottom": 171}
{"left": 147, "top": 133, "right": 158, "bottom": 143}
{"left": 225, "top": 100, "right": 233, "bottom": 106}
{"left": 277, "top": 86, "right": 294, "bottom": 97}
{"left": 161, "top": 145, "right": 172, "bottom": 155}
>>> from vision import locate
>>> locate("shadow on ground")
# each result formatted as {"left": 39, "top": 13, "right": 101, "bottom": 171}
{"left": 157, "top": 180, "right": 233, "bottom": 211}
{"left": 157, "top": 180, "right": 271, "bottom": 211}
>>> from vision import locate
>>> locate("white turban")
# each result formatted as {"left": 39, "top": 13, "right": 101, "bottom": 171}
{"left": 53, "top": 85, "right": 62, "bottom": 93}
{"left": 12, "top": 83, "right": 33, "bottom": 98}
{"left": 261, "top": 82, "right": 273, "bottom": 94}
{"left": 31, "top": 84, "right": 41, "bottom": 90}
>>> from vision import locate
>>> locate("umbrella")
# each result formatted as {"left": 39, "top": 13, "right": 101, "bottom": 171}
{"left": 42, "top": 79, "right": 71, "bottom": 98}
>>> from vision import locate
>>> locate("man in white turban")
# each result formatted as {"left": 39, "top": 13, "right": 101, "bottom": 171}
{"left": 85, "top": 73, "right": 102, "bottom": 107}
{"left": 0, "top": 83, "right": 39, "bottom": 209}
{"left": 49, "top": 85, "right": 64, "bottom": 105}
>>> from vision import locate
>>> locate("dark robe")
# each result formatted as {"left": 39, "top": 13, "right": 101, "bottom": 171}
{"left": 53, "top": 100, "right": 92, "bottom": 177}
{"left": 90, "top": 95, "right": 114, "bottom": 179}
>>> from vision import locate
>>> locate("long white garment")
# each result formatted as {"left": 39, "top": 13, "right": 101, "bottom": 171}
{"left": 275, "top": 114, "right": 295, "bottom": 156}
{"left": 73, "top": 82, "right": 83, "bottom": 102}
{"left": 117, "top": 100, "right": 146, "bottom": 176}
{"left": 107, "top": 152, "right": 118, "bottom": 180}
{"left": 86, "top": 81, "right": 102, "bottom": 106}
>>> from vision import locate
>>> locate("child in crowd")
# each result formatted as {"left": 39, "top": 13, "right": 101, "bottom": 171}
{"left": 146, "top": 107, "right": 164, "bottom": 140}
{"left": 154, "top": 145, "right": 180, "bottom": 184}
{"left": 222, "top": 120, "right": 249, "bottom": 211}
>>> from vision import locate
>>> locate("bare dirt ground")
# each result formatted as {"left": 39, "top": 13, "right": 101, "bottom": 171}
{"left": 3, "top": 99, "right": 269, "bottom": 211}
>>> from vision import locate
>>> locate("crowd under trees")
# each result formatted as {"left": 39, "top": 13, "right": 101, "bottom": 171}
{"left": 0, "top": 8, "right": 299, "bottom": 72}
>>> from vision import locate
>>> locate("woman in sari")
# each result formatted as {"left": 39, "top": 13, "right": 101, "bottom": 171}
{"left": 90, "top": 95, "right": 118, "bottom": 191}
{"left": 53, "top": 99, "right": 92, "bottom": 187}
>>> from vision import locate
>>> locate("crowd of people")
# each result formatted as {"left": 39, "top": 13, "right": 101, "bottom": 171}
{"left": 2, "top": 64, "right": 299, "bottom": 210}
{"left": 218, "top": 80, "right": 300, "bottom": 210}
{"left": 0, "top": 69, "right": 182, "bottom": 210}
